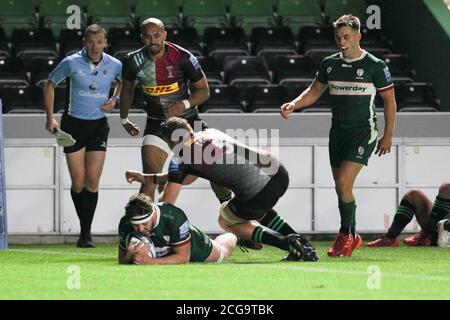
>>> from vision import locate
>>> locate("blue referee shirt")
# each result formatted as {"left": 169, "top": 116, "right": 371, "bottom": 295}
{"left": 48, "top": 49, "right": 122, "bottom": 120}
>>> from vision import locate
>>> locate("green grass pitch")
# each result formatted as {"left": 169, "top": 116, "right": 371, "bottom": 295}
{"left": 1, "top": 241, "right": 449, "bottom": 300}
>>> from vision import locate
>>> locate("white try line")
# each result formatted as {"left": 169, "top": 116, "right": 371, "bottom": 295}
{"left": 232, "top": 264, "right": 450, "bottom": 282}
{"left": 6, "top": 248, "right": 450, "bottom": 282}
{"left": 7, "top": 248, "right": 115, "bottom": 258}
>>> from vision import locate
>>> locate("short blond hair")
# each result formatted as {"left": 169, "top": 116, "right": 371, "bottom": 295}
{"left": 333, "top": 14, "right": 361, "bottom": 32}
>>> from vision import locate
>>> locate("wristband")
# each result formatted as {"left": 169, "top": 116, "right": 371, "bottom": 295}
{"left": 182, "top": 99, "right": 191, "bottom": 109}
{"left": 120, "top": 117, "right": 129, "bottom": 125}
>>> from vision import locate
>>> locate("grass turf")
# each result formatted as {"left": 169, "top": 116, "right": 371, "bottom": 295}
{"left": 0, "top": 241, "right": 449, "bottom": 300}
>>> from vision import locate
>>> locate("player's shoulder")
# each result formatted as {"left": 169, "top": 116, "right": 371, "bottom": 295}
{"left": 364, "top": 50, "right": 387, "bottom": 68}
{"left": 123, "top": 47, "right": 146, "bottom": 63}
{"left": 165, "top": 41, "right": 197, "bottom": 62}
{"left": 62, "top": 50, "right": 84, "bottom": 64}
{"left": 118, "top": 215, "right": 131, "bottom": 232}
{"left": 103, "top": 52, "right": 122, "bottom": 66}
{"left": 320, "top": 52, "right": 341, "bottom": 64}
{"left": 157, "top": 202, "right": 187, "bottom": 219}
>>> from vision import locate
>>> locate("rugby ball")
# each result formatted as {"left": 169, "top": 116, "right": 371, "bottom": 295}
{"left": 129, "top": 235, "right": 156, "bottom": 258}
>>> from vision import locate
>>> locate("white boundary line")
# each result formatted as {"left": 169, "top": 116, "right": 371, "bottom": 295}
{"left": 7, "top": 248, "right": 450, "bottom": 282}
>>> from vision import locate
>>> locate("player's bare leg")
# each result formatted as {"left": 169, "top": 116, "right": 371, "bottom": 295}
{"left": 140, "top": 145, "right": 167, "bottom": 201}
{"left": 206, "top": 233, "right": 237, "bottom": 262}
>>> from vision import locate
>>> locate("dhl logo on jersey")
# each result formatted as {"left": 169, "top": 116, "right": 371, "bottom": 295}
{"left": 142, "top": 82, "right": 179, "bottom": 96}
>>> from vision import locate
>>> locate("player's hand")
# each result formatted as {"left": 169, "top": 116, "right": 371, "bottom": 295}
{"left": 280, "top": 102, "right": 295, "bottom": 119}
{"left": 122, "top": 121, "right": 141, "bottom": 136}
{"left": 132, "top": 243, "right": 152, "bottom": 264}
{"left": 46, "top": 118, "right": 59, "bottom": 134}
{"left": 125, "top": 170, "right": 146, "bottom": 184}
{"left": 375, "top": 136, "right": 392, "bottom": 157}
{"left": 165, "top": 101, "right": 185, "bottom": 117}
{"left": 100, "top": 97, "right": 117, "bottom": 112}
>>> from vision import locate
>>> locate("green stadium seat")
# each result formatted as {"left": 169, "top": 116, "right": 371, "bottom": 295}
{"left": 229, "top": 0, "right": 277, "bottom": 35}
{"left": 324, "top": 0, "right": 367, "bottom": 23}
{"left": 277, "top": 0, "right": 323, "bottom": 33}
{"left": 87, "top": 0, "right": 134, "bottom": 29}
{"left": 182, "top": 0, "right": 228, "bottom": 34}
{"left": 0, "top": 0, "right": 38, "bottom": 36}
{"left": 40, "top": 0, "right": 87, "bottom": 37}
{"left": 135, "top": 0, "right": 181, "bottom": 28}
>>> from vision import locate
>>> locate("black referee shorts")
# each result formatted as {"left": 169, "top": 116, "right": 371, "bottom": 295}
{"left": 60, "top": 113, "right": 110, "bottom": 154}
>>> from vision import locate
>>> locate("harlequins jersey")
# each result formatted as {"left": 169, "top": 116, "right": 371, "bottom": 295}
{"left": 122, "top": 42, "right": 204, "bottom": 120}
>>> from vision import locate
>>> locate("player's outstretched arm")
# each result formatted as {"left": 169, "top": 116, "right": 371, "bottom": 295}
{"left": 125, "top": 170, "right": 169, "bottom": 185}
{"left": 119, "top": 78, "right": 140, "bottom": 136}
{"left": 280, "top": 79, "right": 328, "bottom": 119}
{"left": 375, "top": 87, "right": 396, "bottom": 157}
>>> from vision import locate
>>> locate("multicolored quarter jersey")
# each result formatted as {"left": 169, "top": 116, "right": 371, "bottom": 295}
{"left": 122, "top": 42, "right": 204, "bottom": 120}
{"left": 316, "top": 50, "right": 394, "bottom": 131}
{"left": 118, "top": 203, "right": 213, "bottom": 262}
{"left": 168, "top": 129, "right": 280, "bottom": 201}
{"left": 48, "top": 49, "right": 122, "bottom": 120}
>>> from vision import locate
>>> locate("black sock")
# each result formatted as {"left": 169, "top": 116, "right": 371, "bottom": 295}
{"left": 252, "top": 226, "right": 288, "bottom": 251}
{"left": 444, "top": 220, "right": 450, "bottom": 232}
{"left": 82, "top": 190, "right": 99, "bottom": 235}
{"left": 386, "top": 199, "right": 415, "bottom": 239}
{"left": 339, "top": 201, "right": 355, "bottom": 236}
{"left": 71, "top": 189, "right": 86, "bottom": 224}
{"left": 217, "top": 192, "right": 232, "bottom": 204}
{"left": 259, "top": 209, "right": 296, "bottom": 236}
{"left": 424, "top": 196, "right": 450, "bottom": 235}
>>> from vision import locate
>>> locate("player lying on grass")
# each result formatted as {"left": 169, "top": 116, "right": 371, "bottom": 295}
{"left": 366, "top": 182, "right": 450, "bottom": 247}
{"left": 118, "top": 193, "right": 237, "bottom": 264}
{"left": 125, "top": 117, "right": 319, "bottom": 262}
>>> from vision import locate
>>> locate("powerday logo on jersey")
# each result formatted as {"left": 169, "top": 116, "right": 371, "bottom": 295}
{"left": 142, "top": 82, "right": 179, "bottom": 96}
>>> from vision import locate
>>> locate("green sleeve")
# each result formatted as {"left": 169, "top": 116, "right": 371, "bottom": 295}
{"left": 372, "top": 60, "right": 393, "bottom": 90}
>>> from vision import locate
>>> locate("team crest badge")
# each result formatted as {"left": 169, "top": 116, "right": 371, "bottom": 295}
{"left": 358, "top": 146, "right": 365, "bottom": 156}
{"left": 357, "top": 69, "right": 364, "bottom": 77}
{"left": 166, "top": 65, "right": 174, "bottom": 78}
{"left": 327, "top": 67, "right": 332, "bottom": 74}
{"left": 103, "top": 69, "right": 108, "bottom": 75}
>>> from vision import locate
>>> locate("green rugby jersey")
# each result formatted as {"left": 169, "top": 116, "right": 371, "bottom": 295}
{"left": 316, "top": 50, "right": 394, "bottom": 134}
{"left": 118, "top": 203, "right": 213, "bottom": 262}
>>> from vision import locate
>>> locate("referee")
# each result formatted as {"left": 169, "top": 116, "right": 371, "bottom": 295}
{"left": 43, "top": 24, "right": 122, "bottom": 248}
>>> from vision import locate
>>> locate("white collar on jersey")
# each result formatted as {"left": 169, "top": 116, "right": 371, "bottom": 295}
{"left": 340, "top": 49, "right": 367, "bottom": 63}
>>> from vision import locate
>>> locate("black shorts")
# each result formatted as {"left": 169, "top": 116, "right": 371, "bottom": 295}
{"left": 143, "top": 113, "right": 208, "bottom": 138}
{"left": 60, "top": 113, "right": 110, "bottom": 154}
{"left": 228, "top": 164, "right": 290, "bottom": 220}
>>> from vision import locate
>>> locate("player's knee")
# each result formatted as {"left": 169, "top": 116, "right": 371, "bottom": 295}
{"left": 438, "top": 183, "right": 450, "bottom": 198}
{"left": 335, "top": 178, "right": 352, "bottom": 194}
{"left": 85, "top": 178, "right": 100, "bottom": 192}
{"left": 404, "top": 189, "right": 423, "bottom": 202}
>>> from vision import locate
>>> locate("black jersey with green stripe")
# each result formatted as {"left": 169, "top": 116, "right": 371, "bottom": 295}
{"left": 122, "top": 42, "right": 204, "bottom": 120}
{"left": 118, "top": 203, "right": 212, "bottom": 262}
{"left": 316, "top": 50, "right": 394, "bottom": 131}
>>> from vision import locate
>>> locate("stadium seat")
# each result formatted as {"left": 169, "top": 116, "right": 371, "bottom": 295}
{"left": 11, "top": 28, "right": 57, "bottom": 68}
{"left": 272, "top": 55, "right": 315, "bottom": 84}
{"left": 324, "top": 0, "right": 367, "bottom": 23}
{"left": 59, "top": 28, "right": 85, "bottom": 58}
{"left": 135, "top": 0, "right": 181, "bottom": 28}
{"left": 396, "top": 83, "right": 440, "bottom": 112}
{"left": 277, "top": 0, "right": 323, "bottom": 33}
{"left": 305, "top": 47, "right": 338, "bottom": 67}
{"left": 360, "top": 26, "right": 386, "bottom": 47}
{"left": 197, "top": 56, "right": 223, "bottom": 85}
{"left": 166, "top": 27, "right": 202, "bottom": 57}
{"left": 87, "top": 0, "right": 134, "bottom": 29}
{"left": 40, "top": 0, "right": 87, "bottom": 37}
{"left": 223, "top": 56, "right": 271, "bottom": 89}
{"left": 30, "top": 57, "right": 59, "bottom": 88}
{"left": 0, "top": 58, "right": 29, "bottom": 88}
{"left": 199, "top": 85, "right": 244, "bottom": 113}
{"left": 381, "top": 54, "right": 415, "bottom": 84}
{"left": 250, "top": 26, "right": 297, "bottom": 67}
{"left": 182, "top": 0, "right": 228, "bottom": 35}
{"left": 298, "top": 25, "right": 334, "bottom": 54}
{"left": 203, "top": 27, "right": 248, "bottom": 68}
{"left": 0, "top": 87, "right": 42, "bottom": 114}
{"left": 108, "top": 28, "right": 141, "bottom": 60}
{"left": 0, "top": 28, "right": 9, "bottom": 58}
{"left": 0, "top": 0, "right": 38, "bottom": 36}
{"left": 246, "top": 85, "right": 285, "bottom": 113}
{"left": 229, "top": 0, "right": 277, "bottom": 35}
